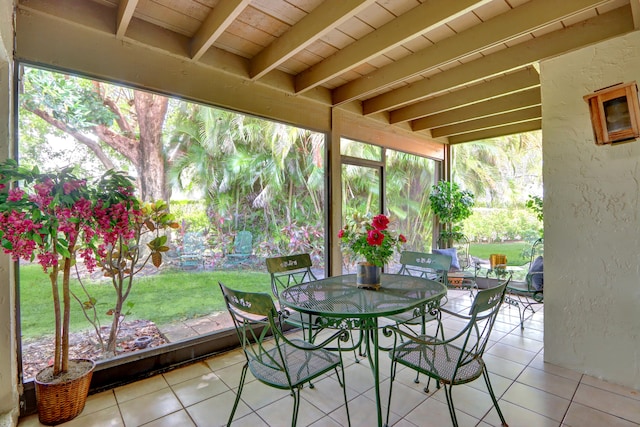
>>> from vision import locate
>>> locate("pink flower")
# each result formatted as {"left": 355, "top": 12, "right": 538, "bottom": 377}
{"left": 371, "top": 214, "right": 389, "bottom": 231}
{"left": 366, "top": 229, "right": 385, "bottom": 246}
{"left": 338, "top": 229, "right": 345, "bottom": 238}
{"left": 399, "top": 234, "right": 407, "bottom": 243}
{"left": 7, "top": 188, "right": 24, "bottom": 202}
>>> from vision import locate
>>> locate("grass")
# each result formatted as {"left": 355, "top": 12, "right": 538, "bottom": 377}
{"left": 19, "top": 264, "right": 271, "bottom": 340}
{"left": 469, "top": 241, "right": 531, "bottom": 266}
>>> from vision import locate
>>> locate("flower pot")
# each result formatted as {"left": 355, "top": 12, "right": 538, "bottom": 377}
{"left": 356, "top": 262, "right": 381, "bottom": 290}
{"left": 35, "top": 358, "right": 95, "bottom": 425}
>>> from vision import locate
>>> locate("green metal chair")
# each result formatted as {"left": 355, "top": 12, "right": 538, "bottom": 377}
{"left": 219, "top": 282, "right": 351, "bottom": 427}
{"left": 179, "top": 231, "right": 205, "bottom": 269}
{"left": 505, "top": 237, "right": 544, "bottom": 329}
{"left": 383, "top": 250, "right": 452, "bottom": 389}
{"left": 385, "top": 251, "right": 452, "bottom": 335}
{"left": 436, "top": 234, "right": 478, "bottom": 295}
{"left": 266, "top": 253, "right": 319, "bottom": 342}
{"left": 385, "top": 277, "right": 511, "bottom": 427}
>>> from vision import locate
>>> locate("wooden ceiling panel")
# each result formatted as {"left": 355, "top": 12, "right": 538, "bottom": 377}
{"left": 17, "top": 0, "right": 635, "bottom": 144}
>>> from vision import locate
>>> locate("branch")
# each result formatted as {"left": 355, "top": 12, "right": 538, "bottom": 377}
{"left": 28, "top": 108, "right": 116, "bottom": 170}
{"left": 92, "top": 81, "right": 135, "bottom": 137}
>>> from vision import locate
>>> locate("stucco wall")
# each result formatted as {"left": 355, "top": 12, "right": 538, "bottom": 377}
{"left": 541, "top": 30, "right": 640, "bottom": 390}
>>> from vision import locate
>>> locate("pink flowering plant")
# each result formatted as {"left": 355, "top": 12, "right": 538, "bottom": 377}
{"left": 0, "top": 159, "right": 177, "bottom": 378}
{"left": 338, "top": 213, "right": 406, "bottom": 267}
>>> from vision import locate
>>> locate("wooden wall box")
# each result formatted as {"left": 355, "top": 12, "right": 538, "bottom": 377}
{"left": 584, "top": 82, "right": 640, "bottom": 145}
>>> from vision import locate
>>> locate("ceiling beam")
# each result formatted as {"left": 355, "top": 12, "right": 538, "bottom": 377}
{"left": 431, "top": 106, "right": 541, "bottom": 138}
{"left": 412, "top": 87, "right": 540, "bottom": 131}
{"left": 363, "top": 6, "right": 633, "bottom": 114}
{"left": 250, "top": 0, "right": 374, "bottom": 80}
{"left": 332, "top": 0, "right": 611, "bottom": 105}
{"left": 390, "top": 66, "right": 539, "bottom": 123}
{"left": 294, "top": 0, "right": 489, "bottom": 94}
{"left": 116, "top": 0, "right": 138, "bottom": 39}
{"left": 448, "top": 120, "right": 542, "bottom": 144}
{"left": 191, "top": 0, "right": 251, "bottom": 61}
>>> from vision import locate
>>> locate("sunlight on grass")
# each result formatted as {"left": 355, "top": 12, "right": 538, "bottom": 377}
{"left": 19, "top": 264, "right": 271, "bottom": 339}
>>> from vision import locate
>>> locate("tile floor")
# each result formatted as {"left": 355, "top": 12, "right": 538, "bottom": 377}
{"left": 18, "top": 290, "right": 640, "bottom": 427}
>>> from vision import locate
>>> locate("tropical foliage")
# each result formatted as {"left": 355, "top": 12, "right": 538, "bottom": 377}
{"left": 429, "top": 180, "right": 475, "bottom": 242}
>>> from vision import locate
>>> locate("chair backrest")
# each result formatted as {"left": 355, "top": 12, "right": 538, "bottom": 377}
{"left": 233, "top": 230, "right": 253, "bottom": 255}
{"left": 397, "top": 251, "right": 451, "bottom": 283}
{"left": 218, "top": 282, "right": 280, "bottom": 364}
{"left": 182, "top": 231, "right": 203, "bottom": 255}
{"left": 454, "top": 278, "right": 509, "bottom": 373}
{"left": 266, "top": 253, "right": 317, "bottom": 299}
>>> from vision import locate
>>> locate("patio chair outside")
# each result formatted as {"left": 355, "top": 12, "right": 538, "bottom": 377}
{"left": 179, "top": 231, "right": 204, "bottom": 269}
{"left": 219, "top": 282, "right": 351, "bottom": 427}
{"left": 225, "top": 230, "right": 253, "bottom": 266}
{"left": 436, "top": 234, "right": 478, "bottom": 294}
{"left": 385, "top": 277, "right": 511, "bottom": 427}
{"left": 505, "top": 237, "right": 544, "bottom": 329}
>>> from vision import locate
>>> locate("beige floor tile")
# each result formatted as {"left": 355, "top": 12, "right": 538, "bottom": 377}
{"left": 376, "top": 377, "right": 428, "bottom": 420}
{"left": 226, "top": 412, "right": 270, "bottom": 427}
{"left": 142, "top": 409, "right": 195, "bottom": 427}
{"left": 300, "top": 376, "right": 352, "bottom": 414}
{"left": 528, "top": 355, "right": 583, "bottom": 382}
{"left": 61, "top": 405, "right": 124, "bottom": 427}
{"left": 81, "top": 390, "right": 118, "bottom": 416}
{"left": 204, "top": 348, "right": 245, "bottom": 371}
{"left": 329, "top": 394, "right": 382, "bottom": 427}
{"left": 404, "top": 395, "right": 480, "bottom": 427}
{"left": 256, "top": 393, "right": 326, "bottom": 427}
{"left": 118, "top": 388, "right": 183, "bottom": 426}
{"left": 186, "top": 389, "right": 252, "bottom": 426}
{"left": 465, "top": 371, "right": 513, "bottom": 398}
{"left": 580, "top": 375, "right": 640, "bottom": 401}
{"left": 485, "top": 342, "right": 538, "bottom": 365}
{"left": 171, "top": 371, "right": 231, "bottom": 407}
{"left": 162, "top": 361, "right": 213, "bottom": 386}
{"left": 212, "top": 360, "right": 255, "bottom": 389}
{"left": 502, "top": 382, "right": 570, "bottom": 422}
{"left": 483, "top": 353, "right": 527, "bottom": 380}
{"left": 430, "top": 384, "right": 496, "bottom": 420}
{"left": 114, "top": 375, "right": 169, "bottom": 403}
{"left": 498, "top": 334, "right": 545, "bottom": 353}
{"left": 563, "top": 402, "right": 639, "bottom": 427}
{"left": 516, "top": 366, "right": 579, "bottom": 399}
{"left": 573, "top": 383, "right": 640, "bottom": 424}
{"left": 482, "top": 399, "right": 559, "bottom": 427}
{"left": 236, "top": 379, "right": 290, "bottom": 411}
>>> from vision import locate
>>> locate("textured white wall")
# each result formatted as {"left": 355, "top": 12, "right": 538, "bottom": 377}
{"left": 542, "top": 30, "right": 640, "bottom": 390}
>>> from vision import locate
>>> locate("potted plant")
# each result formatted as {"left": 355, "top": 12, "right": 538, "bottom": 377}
{"left": 428, "top": 180, "right": 475, "bottom": 247}
{"left": 0, "top": 159, "right": 170, "bottom": 425}
{"left": 338, "top": 213, "right": 406, "bottom": 289}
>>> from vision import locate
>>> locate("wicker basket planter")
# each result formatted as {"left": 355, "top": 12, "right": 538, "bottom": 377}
{"left": 34, "top": 359, "right": 95, "bottom": 425}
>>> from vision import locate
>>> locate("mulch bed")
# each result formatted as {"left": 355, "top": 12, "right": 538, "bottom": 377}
{"left": 21, "top": 319, "right": 167, "bottom": 381}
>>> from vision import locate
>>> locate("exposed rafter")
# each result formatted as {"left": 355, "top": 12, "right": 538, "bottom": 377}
{"left": 294, "top": 0, "right": 489, "bottom": 93}
{"left": 191, "top": 0, "right": 251, "bottom": 61}
{"left": 116, "top": 0, "right": 138, "bottom": 39}
{"left": 362, "top": 7, "right": 633, "bottom": 115}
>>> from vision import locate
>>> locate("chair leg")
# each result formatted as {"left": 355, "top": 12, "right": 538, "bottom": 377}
{"left": 482, "top": 369, "right": 509, "bottom": 427}
{"left": 337, "top": 365, "right": 351, "bottom": 427}
{"left": 442, "top": 383, "right": 459, "bottom": 427}
{"left": 291, "top": 387, "right": 301, "bottom": 427}
{"left": 227, "top": 363, "right": 248, "bottom": 426}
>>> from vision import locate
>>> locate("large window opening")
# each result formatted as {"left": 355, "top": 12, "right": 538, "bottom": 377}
{"left": 17, "top": 65, "right": 327, "bottom": 381}
{"left": 339, "top": 138, "right": 437, "bottom": 274}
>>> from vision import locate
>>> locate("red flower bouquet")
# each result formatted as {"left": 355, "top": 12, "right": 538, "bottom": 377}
{"left": 338, "top": 213, "right": 406, "bottom": 267}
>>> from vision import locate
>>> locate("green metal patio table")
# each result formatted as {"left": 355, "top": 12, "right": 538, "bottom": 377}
{"left": 280, "top": 273, "right": 447, "bottom": 427}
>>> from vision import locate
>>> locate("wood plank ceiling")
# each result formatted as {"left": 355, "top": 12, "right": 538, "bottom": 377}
{"left": 18, "top": 0, "right": 637, "bottom": 144}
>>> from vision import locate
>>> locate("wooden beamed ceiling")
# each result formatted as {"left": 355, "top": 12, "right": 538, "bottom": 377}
{"left": 18, "top": 0, "right": 637, "bottom": 144}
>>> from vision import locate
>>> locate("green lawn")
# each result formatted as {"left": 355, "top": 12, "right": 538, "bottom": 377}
{"left": 19, "top": 264, "right": 271, "bottom": 340}
{"left": 469, "top": 241, "right": 531, "bottom": 266}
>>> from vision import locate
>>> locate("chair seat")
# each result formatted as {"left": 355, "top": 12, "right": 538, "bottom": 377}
{"left": 249, "top": 339, "right": 340, "bottom": 388}
{"left": 392, "top": 337, "right": 484, "bottom": 385}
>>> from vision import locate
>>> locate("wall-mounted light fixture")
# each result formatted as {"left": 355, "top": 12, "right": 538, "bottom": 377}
{"left": 584, "top": 81, "right": 640, "bottom": 145}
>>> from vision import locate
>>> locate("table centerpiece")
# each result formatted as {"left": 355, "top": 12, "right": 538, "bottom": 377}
{"left": 338, "top": 213, "right": 406, "bottom": 290}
